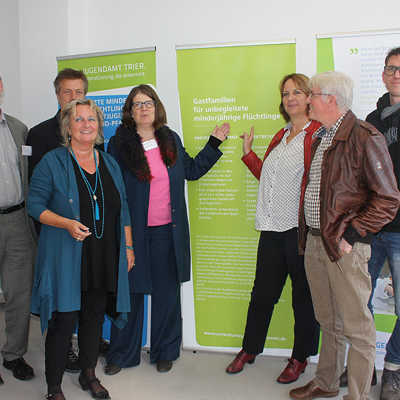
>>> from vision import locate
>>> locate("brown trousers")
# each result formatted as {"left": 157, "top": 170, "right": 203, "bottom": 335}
{"left": 305, "top": 233, "right": 375, "bottom": 400}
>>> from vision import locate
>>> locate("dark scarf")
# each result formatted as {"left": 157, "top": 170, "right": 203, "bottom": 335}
{"left": 377, "top": 92, "right": 400, "bottom": 147}
{"left": 114, "top": 124, "right": 177, "bottom": 181}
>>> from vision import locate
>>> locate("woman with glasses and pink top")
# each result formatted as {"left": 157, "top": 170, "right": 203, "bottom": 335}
{"left": 226, "top": 74, "right": 320, "bottom": 384}
{"left": 105, "top": 84, "right": 229, "bottom": 374}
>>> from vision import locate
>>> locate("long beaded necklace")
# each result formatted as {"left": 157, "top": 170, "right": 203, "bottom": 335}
{"left": 70, "top": 148, "right": 105, "bottom": 239}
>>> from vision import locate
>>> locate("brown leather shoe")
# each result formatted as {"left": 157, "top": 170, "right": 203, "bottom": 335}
{"left": 226, "top": 349, "right": 256, "bottom": 374}
{"left": 289, "top": 381, "right": 339, "bottom": 399}
{"left": 277, "top": 358, "right": 307, "bottom": 384}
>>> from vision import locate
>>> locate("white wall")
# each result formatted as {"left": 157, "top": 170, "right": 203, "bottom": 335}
{"left": 4, "top": 0, "right": 400, "bottom": 130}
{"left": 18, "top": 0, "right": 69, "bottom": 126}
{"left": 0, "top": 0, "right": 21, "bottom": 118}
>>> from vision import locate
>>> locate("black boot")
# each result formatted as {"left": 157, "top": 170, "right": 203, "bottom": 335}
{"left": 46, "top": 385, "right": 66, "bottom": 400}
{"left": 79, "top": 368, "right": 110, "bottom": 399}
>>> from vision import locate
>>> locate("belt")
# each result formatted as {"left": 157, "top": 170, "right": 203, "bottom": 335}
{"left": 0, "top": 201, "right": 25, "bottom": 215}
{"left": 308, "top": 227, "right": 321, "bottom": 236}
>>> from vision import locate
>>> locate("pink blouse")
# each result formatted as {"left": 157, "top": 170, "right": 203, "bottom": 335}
{"left": 144, "top": 142, "right": 172, "bottom": 226}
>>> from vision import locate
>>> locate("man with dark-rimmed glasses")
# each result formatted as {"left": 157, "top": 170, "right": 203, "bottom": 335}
{"left": 363, "top": 47, "right": 400, "bottom": 400}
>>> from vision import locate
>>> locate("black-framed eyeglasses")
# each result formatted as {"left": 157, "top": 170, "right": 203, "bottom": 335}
{"left": 384, "top": 65, "right": 400, "bottom": 76}
{"left": 132, "top": 100, "right": 155, "bottom": 109}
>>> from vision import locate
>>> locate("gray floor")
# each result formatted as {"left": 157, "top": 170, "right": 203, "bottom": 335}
{"left": 0, "top": 313, "right": 382, "bottom": 400}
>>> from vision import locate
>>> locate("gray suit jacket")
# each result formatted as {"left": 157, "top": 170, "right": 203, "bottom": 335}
{"left": 5, "top": 113, "right": 37, "bottom": 243}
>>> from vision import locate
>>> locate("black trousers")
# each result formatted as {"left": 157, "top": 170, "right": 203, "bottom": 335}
{"left": 45, "top": 290, "right": 107, "bottom": 390}
{"left": 242, "top": 229, "right": 319, "bottom": 361}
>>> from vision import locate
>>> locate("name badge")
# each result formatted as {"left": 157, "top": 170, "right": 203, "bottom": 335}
{"left": 142, "top": 139, "right": 158, "bottom": 151}
{"left": 22, "top": 145, "right": 32, "bottom": 156}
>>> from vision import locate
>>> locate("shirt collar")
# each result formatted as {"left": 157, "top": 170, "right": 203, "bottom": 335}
{"left": 283, "top": 120, "right": 311, "bottom": 134}
{"left": 327, "top": 113, "right": 346, "bottom": 136}
{"left": 316, "top": 113, "right": 347, "bottom": 139}
{"left": 315, "top": 126, "right": 326, "bottom": 138}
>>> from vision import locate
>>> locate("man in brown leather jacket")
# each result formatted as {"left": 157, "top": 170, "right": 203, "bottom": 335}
{"left": 290, "top": 71, "right": 400, "bottom": 400}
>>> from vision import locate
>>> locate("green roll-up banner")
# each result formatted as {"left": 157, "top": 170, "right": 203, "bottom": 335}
{"left": 177, "top": 41, "right": 297, "bottom": 352}
{"left": 57, "top": 47, "right": 156, "bottom": 144}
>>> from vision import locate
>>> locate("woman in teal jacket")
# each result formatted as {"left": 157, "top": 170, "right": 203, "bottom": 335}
{"left": 28, "top": 99, "right": 133, "bottom": 400}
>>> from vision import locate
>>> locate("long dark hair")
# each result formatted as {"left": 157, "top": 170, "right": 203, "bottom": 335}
{"left": 121, "top": 84, "right": 167, "bottom": 131}
{"left": 115, "top": 85, "right": 177, "bottom": 181}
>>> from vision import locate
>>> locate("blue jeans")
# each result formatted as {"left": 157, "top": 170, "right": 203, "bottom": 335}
{"left": 368, "top": 231, "right": 400, "bottom": 365}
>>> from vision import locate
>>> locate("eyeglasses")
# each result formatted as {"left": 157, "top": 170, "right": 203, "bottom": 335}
{"left": 132, "top": 100, "right": 155, "bottom": 109}
{"left": 384, "top": 65, "right": 400, "bottom": 76}
{"left": 309, "top": 92, "right": 332, "bottom": 98}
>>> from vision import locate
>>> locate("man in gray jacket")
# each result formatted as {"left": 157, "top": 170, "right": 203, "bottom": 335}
{"left": 0, "top": 74, "right": 36, "bottom": 385}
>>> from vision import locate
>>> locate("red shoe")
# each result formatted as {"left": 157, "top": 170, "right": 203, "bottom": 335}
{"left": 226, "top": 350, "right": 256, "bottom": 374}
{"left": 277, "top": 358, "right": 307, "bottom": 384}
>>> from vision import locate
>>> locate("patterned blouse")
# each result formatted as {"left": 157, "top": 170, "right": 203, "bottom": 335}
{"left": 255, "top": 122, "right": 309, "bottom": 232}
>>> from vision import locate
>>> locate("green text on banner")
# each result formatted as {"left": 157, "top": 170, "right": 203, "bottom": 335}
{"left": 57, "top": 48, "right": 156, "bottom": 143}
{"left": 177, "top": 42, "right": 296, "bottom": 349}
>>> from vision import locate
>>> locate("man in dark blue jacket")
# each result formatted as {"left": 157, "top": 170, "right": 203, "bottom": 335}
{"left": 27, "top": 68, "right": 88, "bottom": 179}
{"left": 365, "top": 47, "right": 400, "bottom": 400}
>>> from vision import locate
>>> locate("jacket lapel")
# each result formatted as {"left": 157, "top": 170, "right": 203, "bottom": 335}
{"left": 5, "top": 114, "right": 26, "bottom": 195}
{"left": 56, "top": 148, "right": 81, "bottom": 220}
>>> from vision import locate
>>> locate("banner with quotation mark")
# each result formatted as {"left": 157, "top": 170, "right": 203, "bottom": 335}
{"left": 317, "top": 32, "right": 400, "bottom": 119}
{"left": 317, "top": 31, "right": 400, "bottom": 368}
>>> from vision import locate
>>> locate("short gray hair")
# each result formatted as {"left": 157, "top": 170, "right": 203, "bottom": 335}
{"left": 309, "top": 71, "right": 353, "bottom": 113}
{"left": 60, "top": 99, "right": 104, "bottom": 147}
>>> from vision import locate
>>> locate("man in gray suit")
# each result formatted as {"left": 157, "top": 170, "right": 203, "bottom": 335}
{"left": 0, "top": 74, "right": 36, "bottom": 385}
